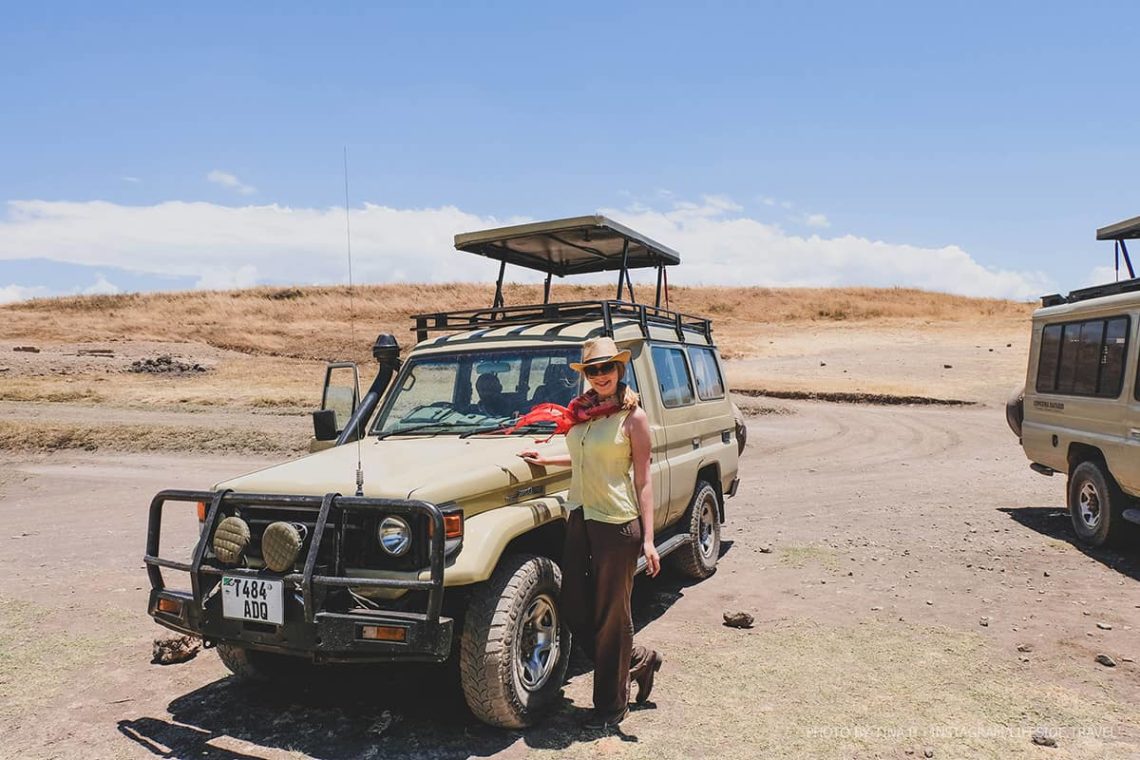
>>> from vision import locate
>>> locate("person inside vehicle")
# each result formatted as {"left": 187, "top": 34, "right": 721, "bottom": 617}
{"left": 530, "top": 361, "right": 578, "bottom": 406}
{"left": 475, "top": 372, "right": 512, "bottom": 417}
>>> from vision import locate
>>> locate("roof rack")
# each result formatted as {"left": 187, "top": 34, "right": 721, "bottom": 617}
{"left": 412, "top": 299, "right": 712, "bottom": 344}
{"left": 454, "top": 215, "right": 681, "bottom": 310}
{"left": 1041, "top": 215, "right": 1140, "bottom": 306}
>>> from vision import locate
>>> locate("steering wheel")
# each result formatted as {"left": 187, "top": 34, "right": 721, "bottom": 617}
{"left": 402, "top": 401, "right": 456, "bottom": 422}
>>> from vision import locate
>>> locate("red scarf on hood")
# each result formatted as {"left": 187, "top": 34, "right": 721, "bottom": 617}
{"left": 501, "top": 390, "right": 622, "bottom": 440}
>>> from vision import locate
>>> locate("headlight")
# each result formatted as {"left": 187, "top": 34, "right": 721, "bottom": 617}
{"left": 378, "top": 516, "right": 412, "bottom": 556}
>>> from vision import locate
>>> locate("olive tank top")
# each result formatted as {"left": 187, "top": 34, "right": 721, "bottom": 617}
{"left": 565, "top": 410, "right": 639, "bottom": 524}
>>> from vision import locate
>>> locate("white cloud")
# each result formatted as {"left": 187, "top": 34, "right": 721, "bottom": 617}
{"left": 803, "top": 213, "right": 831, "bottom": 229}
{"left": 0, "top": 197, "right": 1049, "bottom": 300}
{"left": 1083, "top": 264, "right": 1136, "bottom": 288}
{"left": 121, "top": 176, "right": 141, "bottom": 184}
{"left": 81, "top": 273, "right": 121, "bottom": 296}
{"left": 207, "top": 170, "right": 256, "bottom": 196}
{"left": 195, "top": 265, "right": 259, "bottom": 290}
{"left": 0, "top": 284, "right": 49, "bottom": 304}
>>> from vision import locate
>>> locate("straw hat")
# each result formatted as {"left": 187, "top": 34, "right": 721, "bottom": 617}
{"left": 570, "top": 337, "right": 632, "bottom": 372}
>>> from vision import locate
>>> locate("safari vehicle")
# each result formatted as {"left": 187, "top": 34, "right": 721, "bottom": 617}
{"left": 144, "top": 216, "right": 743, "bottom": 728}
{"left": 1012, "top": 214, "right": 1140, "bottom": 548}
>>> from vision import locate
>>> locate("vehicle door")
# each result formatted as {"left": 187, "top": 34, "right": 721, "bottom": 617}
{"left": 648, "top": 343, "right": 703, "bottom": 526}
{"left": 622, "top": 349, "right": 669, "bottom": 535}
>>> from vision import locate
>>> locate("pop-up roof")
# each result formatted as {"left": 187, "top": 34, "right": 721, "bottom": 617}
{"left": 454, "top": 215, "right": 681, "bottom": 276}
{"left": 1097, "top": 215, "right": 1140, "bottom": 241}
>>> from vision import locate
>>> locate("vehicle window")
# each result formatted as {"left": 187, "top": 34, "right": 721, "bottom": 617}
{"left": 1072, "top": 320, "right": 1105, "bottom": 395}
{"left": 687, "top": 346, "right": 725, "bottom": 400}
{"left": 651, "top": 345, "right": 695, "bottom": 407}
{"left": 374, "top": 347, "right": 581, "bottom": 435}
{"left": 1103, "top": 317, "right": 1128, "bottom": 397}
{"left": 1035, "top": 324, "right": 1062, "bottom": 393}
{"left": 1037, "top": 316, "right": 1130, "bottom": 399}
{"left": 1055, "top": 323, "right": 1082, "bottom": 394}
{"left": 622, "top": 361, "right": 639, "bottom": 394}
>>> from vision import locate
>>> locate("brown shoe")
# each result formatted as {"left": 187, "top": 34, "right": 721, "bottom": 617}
{"left": 581, "top": 707, "right": 628, "bottom": 730}
{"left": 632, "top": 650, "right": 663, "bottom": 704}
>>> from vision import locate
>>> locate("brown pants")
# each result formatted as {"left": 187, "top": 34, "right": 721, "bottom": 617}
{"left": 562, "top": 508, "right": 652, "bottom": 714}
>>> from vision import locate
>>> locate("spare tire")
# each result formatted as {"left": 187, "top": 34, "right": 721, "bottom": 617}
{"left": 1005, "top": 384, "right": 1025, "bottom": 438}
{"left": 731, "top": 403, "right": 748, "bottom": 455}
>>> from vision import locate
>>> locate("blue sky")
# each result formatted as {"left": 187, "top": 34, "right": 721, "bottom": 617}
{"left": 2, "top": 2, "right": 1138, "bottom": 302}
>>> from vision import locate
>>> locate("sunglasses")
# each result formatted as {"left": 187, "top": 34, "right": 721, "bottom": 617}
{"left": 583, "top": 361, "right": 619, "bottom": 377}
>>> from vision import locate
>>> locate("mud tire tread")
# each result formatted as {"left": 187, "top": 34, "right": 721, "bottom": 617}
{"left": 670, "top": 480, "right": 721, "bottom": 579}
{"left": 459, "top": 553, "right": 568, "bottom": 729}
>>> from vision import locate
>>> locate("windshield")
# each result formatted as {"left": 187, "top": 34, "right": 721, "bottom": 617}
{"left": 372, "top": 346, "right": 583, "bottom": 436}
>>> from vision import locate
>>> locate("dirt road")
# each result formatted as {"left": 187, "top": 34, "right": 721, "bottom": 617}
{"left": 1, "top": 401, "right": 1137, "bottom": 759}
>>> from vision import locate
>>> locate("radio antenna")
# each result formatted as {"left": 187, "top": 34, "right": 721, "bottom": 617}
{"left": 343, "top": 146, "right": 365, "bottom": 496}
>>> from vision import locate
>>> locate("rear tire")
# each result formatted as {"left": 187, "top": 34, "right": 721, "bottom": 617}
{"left": 670, "top": 481, "right": 721, "bottom": 579}
{"left": 1068, "top": 460, "right": 1130, "bottom": 548}
{"left": 459, "top": 554, "right": 570, "bottom": 729}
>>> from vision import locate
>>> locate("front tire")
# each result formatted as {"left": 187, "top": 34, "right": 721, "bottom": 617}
{"left": 670, "top": 481, "right": 721, "bottom": 579}
{"left": 1068, "top": 460, "right": 1130, "bottom": 548}
{"left": 459, "top": 554, "right": 570, "bottom": 729}
{"left": 215, "top": 643, "right": 312, "bottom": 683}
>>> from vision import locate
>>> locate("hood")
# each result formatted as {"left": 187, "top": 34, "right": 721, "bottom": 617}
{"left": 215, "top": 435, "right": 569, "bottom": 513}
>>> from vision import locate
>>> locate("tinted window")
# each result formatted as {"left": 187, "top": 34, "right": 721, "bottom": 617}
{"left": 623, "top": 361, "right": 639, "bottom": 394}
{"left": 688, "top": 346, "right": 726, "bottom": 400}
{"left": 1055, "top": 323, "right": 1083, "bottom": 394}
{"left": 1073, "top": 320, "right": 1105, "bottom": 396}
{"left": 1037, "top": 316, "right": 1130, "bottom": 399}
{"left": 651, "top": 345, "right": 695, "bottom": 407}
{"left": 1036, "top": 324, "right": 1062, "bottom": 393}
{"left": 1102, "top": 317, "right": 1128, "bottom": 397}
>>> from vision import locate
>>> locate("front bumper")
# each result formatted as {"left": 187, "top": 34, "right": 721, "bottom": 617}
{"left": 144, "top": 489, "right": 454, "bottom": 663}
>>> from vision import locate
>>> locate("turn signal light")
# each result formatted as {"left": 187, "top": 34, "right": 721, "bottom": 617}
{"left": 428, "top": 513, "right": 464, "bottom": 540}
{"left": 360, "top": 625, "right": 407, "bottom": 642}
{"left": 157, "top": 597, "right": 183, "bottom": 615}
{"left": 196, "top": 501, "right": 207, "bottom": 522}
{"left": 444, "top": 513, "right": 463, "bottom": 539}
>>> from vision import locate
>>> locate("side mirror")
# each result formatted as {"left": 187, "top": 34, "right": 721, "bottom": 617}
{"left": 312, "top": 409, "right": 338, "bottom": 441}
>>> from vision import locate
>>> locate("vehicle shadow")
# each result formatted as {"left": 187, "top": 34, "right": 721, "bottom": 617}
{"left": 1000, "top": 506, "right": 1140, "bottom": 581}
{"left": 116, "top": 541, "right": 733, "bottom": 759}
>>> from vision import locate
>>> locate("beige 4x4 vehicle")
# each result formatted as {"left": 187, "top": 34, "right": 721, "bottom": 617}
{"left": 145, "top": 216, "right": 743, "bottom": 728}
{"left": 1013, "top": 214, "right": 1140, "bottom": 548}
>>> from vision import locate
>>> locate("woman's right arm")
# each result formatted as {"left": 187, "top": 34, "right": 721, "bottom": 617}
{"left": 518, "top": 450, "right": 571, "bottom": 467}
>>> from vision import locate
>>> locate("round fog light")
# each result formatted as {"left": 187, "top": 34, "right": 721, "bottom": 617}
{"left": 378, "top": 516, "right": 412, "bottom": 556}
{"left": 262, "top": 521, "right": 305, "bottom": 572}
{"left": 213, "top": 516, "right": 251, "bottom": 566}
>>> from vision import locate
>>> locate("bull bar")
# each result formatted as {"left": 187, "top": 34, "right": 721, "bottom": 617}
{"left": 144, "top": 489, "right": 454, "bottom": 663}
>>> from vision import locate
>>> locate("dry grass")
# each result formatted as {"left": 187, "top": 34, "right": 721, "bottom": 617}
{"left": 537, "top": 619, "right": 1130, "bottom": 760}
{"left": 0, "top": 284, "right": 1035, "bottom": 364}
{"left": 0, "top": 597, "right": 120, "bottom": 713}
{"left": 0, "top": 420, "right": 302, "bottom": 455}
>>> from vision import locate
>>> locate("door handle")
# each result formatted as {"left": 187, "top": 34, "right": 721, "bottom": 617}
{"left": 692, "top": 437, "right": 700, "bottom": 450}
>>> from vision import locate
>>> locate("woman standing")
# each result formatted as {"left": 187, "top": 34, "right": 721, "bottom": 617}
{"left": 519, "top": 337, "right": 664, "bottom": 730}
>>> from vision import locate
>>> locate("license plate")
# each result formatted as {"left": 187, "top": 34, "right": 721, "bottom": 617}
{"left": 221, "top": 576, "right": 284, "bottom": 625}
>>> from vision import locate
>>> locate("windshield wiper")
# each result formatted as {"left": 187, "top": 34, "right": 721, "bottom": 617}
{"left": 375, "top": 422, "right": 451, "bottom": 440}
{"left": 459, "top": 422, "right": 555, "bottom": 439}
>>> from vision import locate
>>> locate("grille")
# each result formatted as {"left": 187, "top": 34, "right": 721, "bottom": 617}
{"left": 227, "top": 505, "right": 429, "bottom": 572}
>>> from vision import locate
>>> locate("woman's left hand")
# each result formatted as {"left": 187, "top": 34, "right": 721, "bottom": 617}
{"left": 642, "top": 540, "right": 661, "bottom": 577}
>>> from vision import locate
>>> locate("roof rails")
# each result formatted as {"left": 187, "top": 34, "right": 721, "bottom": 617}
{"left": 412, "top": 299, "right": 712, "bottom": 344}
{"left": 1041, "top": 214, "right": 1140, "bottom": 307}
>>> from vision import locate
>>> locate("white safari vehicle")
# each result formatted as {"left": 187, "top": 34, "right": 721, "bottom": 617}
{"left": 1013, "top": 214, "right": 1140, "bottom": 548}
{"left": 145, "top": 216, "right": 744, "bottom": 728}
